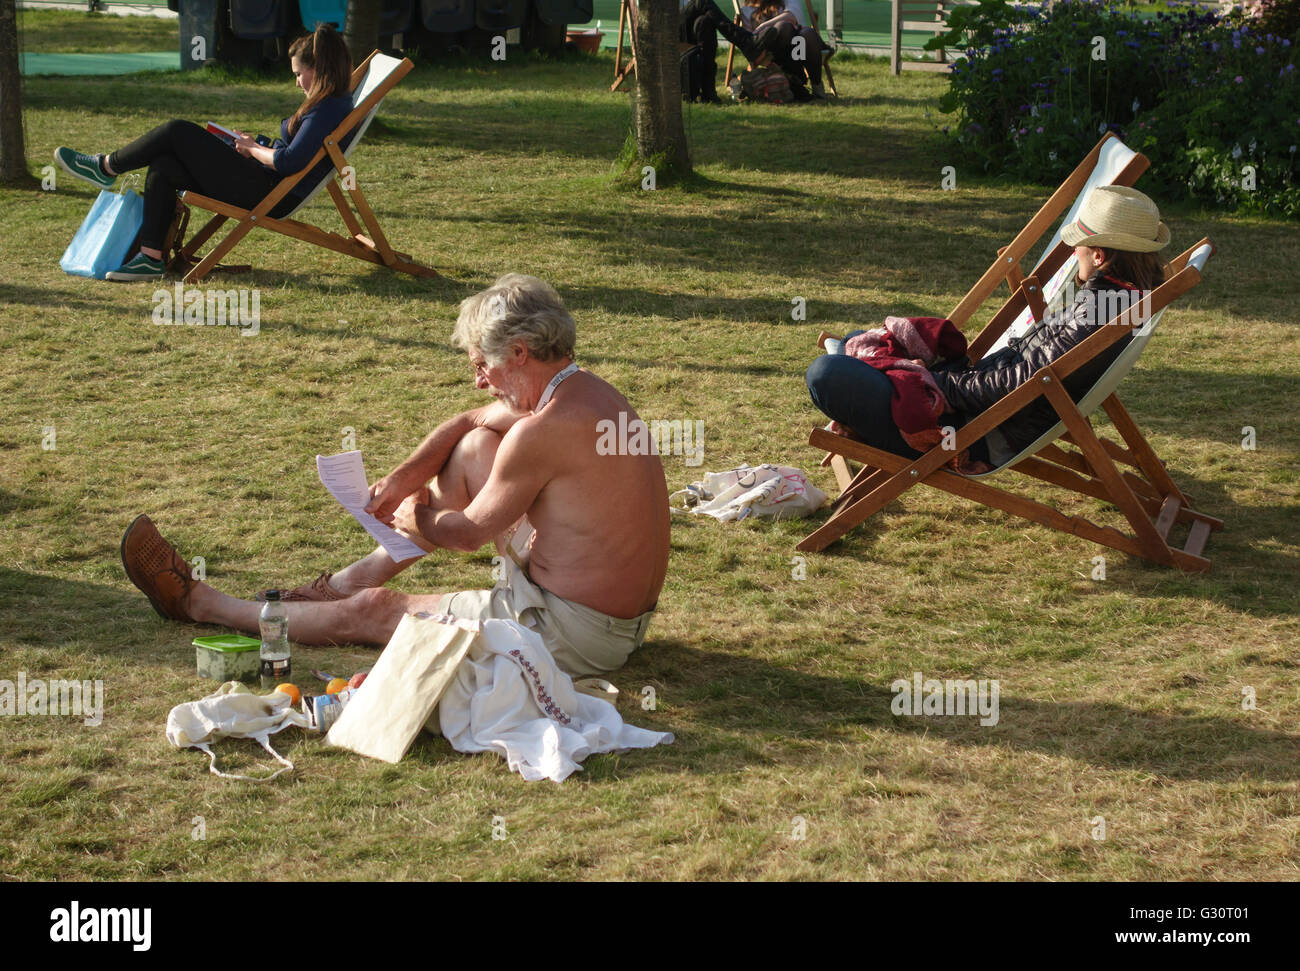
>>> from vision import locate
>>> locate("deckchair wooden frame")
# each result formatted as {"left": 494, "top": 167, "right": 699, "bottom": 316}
{"left": 812, "top": 134, "right": 1146, "bottom": 499}
{"left": 610, "top": 0, "right": 637, "bottom": 91}
{"left": 610, "top": 0, "right": 706, "bottom": 93}
{"left": 798, "top": 137, "right": 1222, "bottom": 571}
{"left": 178, "top": 51, "right": 437, "bottom": 284}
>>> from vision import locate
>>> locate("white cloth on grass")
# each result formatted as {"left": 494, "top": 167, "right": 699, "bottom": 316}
{"left": 437, "top": 618, "right": 673, "bottom": 783}
{"left": 671, "top": 463, "right": 827, "bottom": 522}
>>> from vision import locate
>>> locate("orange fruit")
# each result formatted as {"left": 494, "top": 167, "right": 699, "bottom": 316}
{"left": 274, "top": 683, "right": 301, "bottom": 706}
{"left": 325, "top": 677, "right": 349, "bottom": 695}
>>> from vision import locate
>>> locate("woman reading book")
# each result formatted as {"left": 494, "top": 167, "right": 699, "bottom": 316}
{"left": 54, "top": 24, "right": 354, "bottom": 282}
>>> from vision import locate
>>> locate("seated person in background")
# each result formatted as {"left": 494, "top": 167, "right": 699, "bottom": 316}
{"left": 805, "top": 187, "right": 1170, "bottom": 472}
{"left": 54, "top": 24, "right": 355, "bottom": 281}
{"left": 680, "top": 0, "right": 763, "bottom": 102}
{"left": 120, "top": 275, "right": 671, "bottom": 679}
{"left": 743, "top": 0, "right": 831, "bottom": 100}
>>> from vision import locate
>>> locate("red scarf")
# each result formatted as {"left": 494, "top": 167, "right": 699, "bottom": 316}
{"left": 844, "top": 316, "right": 966, "bottom": 452}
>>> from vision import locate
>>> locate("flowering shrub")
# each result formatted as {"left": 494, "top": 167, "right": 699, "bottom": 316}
{"left": 1256, "top": 0, "right": 1300, "bottom": 41}
{"left": 930, "top": 0, "right": 1299, "bottom": 215}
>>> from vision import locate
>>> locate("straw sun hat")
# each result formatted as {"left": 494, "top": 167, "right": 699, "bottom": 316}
{"left": 1060, "top": 185, "right": 1171, "bottom": 253}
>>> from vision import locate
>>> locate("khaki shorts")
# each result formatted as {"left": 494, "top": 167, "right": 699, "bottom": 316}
{"left": 436, "top": 557, "right": 654, "bottom": 678}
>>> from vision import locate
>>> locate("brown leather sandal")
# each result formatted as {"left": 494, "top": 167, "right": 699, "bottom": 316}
{"left": 120, "top": 515, "right": 197, "bottom": 622}
{"left": 254, "top": 572, "right": 349, "bottom": 603}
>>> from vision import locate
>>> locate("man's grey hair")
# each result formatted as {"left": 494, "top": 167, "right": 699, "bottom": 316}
{"left": 452, "top": 274, "right": 577, "bottom": 366}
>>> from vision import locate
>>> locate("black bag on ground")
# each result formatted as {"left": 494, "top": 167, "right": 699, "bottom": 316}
{"left": 680, "top": 43, "right": 705, "bottom": 102}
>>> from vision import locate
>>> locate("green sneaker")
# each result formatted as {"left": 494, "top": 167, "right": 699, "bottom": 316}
{"left": 54, "top": 147, "right": 115, "bottom": 190}
{"left": 105, "top": 252, "right": 165, "bottom": 282}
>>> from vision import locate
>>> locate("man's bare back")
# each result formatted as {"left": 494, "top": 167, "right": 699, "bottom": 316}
{"left": 507, "top": 370, "right": 669, "bottom": 619}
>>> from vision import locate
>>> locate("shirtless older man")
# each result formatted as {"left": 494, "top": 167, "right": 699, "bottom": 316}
{"left": 121, "top": 274, "right": 670, "bottom": 677}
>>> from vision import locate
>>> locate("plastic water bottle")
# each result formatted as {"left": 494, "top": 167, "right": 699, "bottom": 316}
{"left": 259, "top": 591, "right": 291, "bottom": 690}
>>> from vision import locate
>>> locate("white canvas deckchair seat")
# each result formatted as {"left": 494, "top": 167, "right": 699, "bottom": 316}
{"left": 987, "top": 136, "right": 1142, "bottom": 354}
{"left": 286, "top": 52, "right": 405, "bottom": 216}
{"left": 967, "top": 242, "right": 1213, "bottom": 478}
{"left": 967, "top": 170, "right": 1206, "bottom": 478}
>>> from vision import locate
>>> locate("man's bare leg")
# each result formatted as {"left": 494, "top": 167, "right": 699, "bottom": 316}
{"left": 188, "top": 583, "right": 443, "bottom": 646}
{"left": 178, "top": 427, "right": 504, "bottom": 647}
{"left": 320, "top": 427, "right": 501, "bottom": 595}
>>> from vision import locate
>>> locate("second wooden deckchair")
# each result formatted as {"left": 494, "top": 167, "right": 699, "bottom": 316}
{"left": 611, "top": 0, "right": 639, "bottom": 91}
{"left": 177, "top": 51, "right": 437, "bottom": 284}
{"left": 797, "top": 136, "right": 1223, "bottom": 571}
{"left": 611, "top": 0, "right": 704, "bottom": 93}
{"left": 723, "top": 0, "right": 838, "bottom": 96}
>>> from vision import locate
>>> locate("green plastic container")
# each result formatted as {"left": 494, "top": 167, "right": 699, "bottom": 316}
{"left": 193, "top": 634, "right": 261, "bottom": 684}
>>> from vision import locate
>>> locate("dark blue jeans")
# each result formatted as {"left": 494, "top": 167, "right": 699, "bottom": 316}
{"left": 806, "top": 352, "right": 922, "bottom": 459}
{"left": 805, "top": 336, "right": 990, "bottom": 464}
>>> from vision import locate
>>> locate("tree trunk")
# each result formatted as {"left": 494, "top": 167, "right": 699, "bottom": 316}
{"left": 344, "top": 0, "right": 383, "bottom": 62}
{"left": 632, "top": 0, "right": 691, "bottom": 180}
{"left": 0, "top": 0, "right": 31, "bottom": 186}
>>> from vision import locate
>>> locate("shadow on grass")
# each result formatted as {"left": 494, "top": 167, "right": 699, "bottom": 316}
{"left": 428, "top": 196, "right": 1036, "bottom": 286}
{"left": 0, "top": 488, "right": 47, "bottom": 517}
{"left": 0, "top": 283, "right": 124, "bottom": 314}
{"left": 1131, "top": 369, "right": 1300, "bottom": 444}
{"left": 27, "top": 69, "right": 942, "bottom": 181}
{"left": 5, "top": 568, "right": 1295, "bottom": 783}
{"left": 0, "top": 567, "right": 143, "bottom": 649}
{"left": 616, "top": 638, "right": 1300, "bottom": 783}
{"left": 793, "top": 454, "right": 1300, "bottom": 619}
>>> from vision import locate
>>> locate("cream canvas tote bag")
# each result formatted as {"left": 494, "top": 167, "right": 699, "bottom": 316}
{"left": 326, "top": 612, "right": 479, "bottom": 763}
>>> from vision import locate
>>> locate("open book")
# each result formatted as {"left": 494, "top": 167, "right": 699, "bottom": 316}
{"left": 205, "top": 121, "right": 239, "bottom": 147}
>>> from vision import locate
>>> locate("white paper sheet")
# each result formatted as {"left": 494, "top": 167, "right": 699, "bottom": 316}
{"left": 316, "top": 451, "right": 429, "bottom": 563}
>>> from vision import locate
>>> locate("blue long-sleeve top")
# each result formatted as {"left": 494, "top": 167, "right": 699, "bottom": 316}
{"left": 274, "top": 94, "right": 356, "bottom": 199}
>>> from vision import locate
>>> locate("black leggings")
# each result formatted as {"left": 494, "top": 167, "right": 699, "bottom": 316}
{"left": 108, "top": 120, "right": 295, "bottom": 251}
{"left": 758, "top": 22, "right": 822, "bottom": 88}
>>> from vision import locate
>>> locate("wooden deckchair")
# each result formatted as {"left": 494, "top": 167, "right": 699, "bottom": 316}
{"left": 724, "top": 0, "right": 838, "bottom": 96}
{"left": 177, "top": 51, "right": 437, "bottom": 284}
{"left": 610, "top": 0, "right": 638, "bottom": 91}
{"left": 797, "top": 135, "right": 1223, "bottom": 571}
{"left": 610, "top": 0, "right": 703, "bottom": 93}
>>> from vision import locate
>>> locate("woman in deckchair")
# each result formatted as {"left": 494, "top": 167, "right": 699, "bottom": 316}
{"left": 745, "top": 0, "right": 830, "bottom": 100}
{"left": 54, "top": 24, "right": 353, "bottom": 282}
{"left": 805, "top": 186, "right": 1169, "bottom": 473}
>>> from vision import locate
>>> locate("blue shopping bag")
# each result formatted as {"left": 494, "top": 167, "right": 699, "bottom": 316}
{"left": 60, "top": 189, "right": 145, "bottom": 279}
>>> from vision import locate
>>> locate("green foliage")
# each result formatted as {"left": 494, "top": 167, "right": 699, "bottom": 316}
{"left": 1257, "top": 0, "right": 1300, "bottom": 41}
{"left": 1135, "top": 7, "right": 1300, "bottom": 216}
{"left": 930, "top": 0, "right": 1300, "bottom": 215}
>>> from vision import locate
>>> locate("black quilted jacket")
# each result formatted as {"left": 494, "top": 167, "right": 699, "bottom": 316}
{"left": 930, "top": 274, "right": 1138, "bottom": 457}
